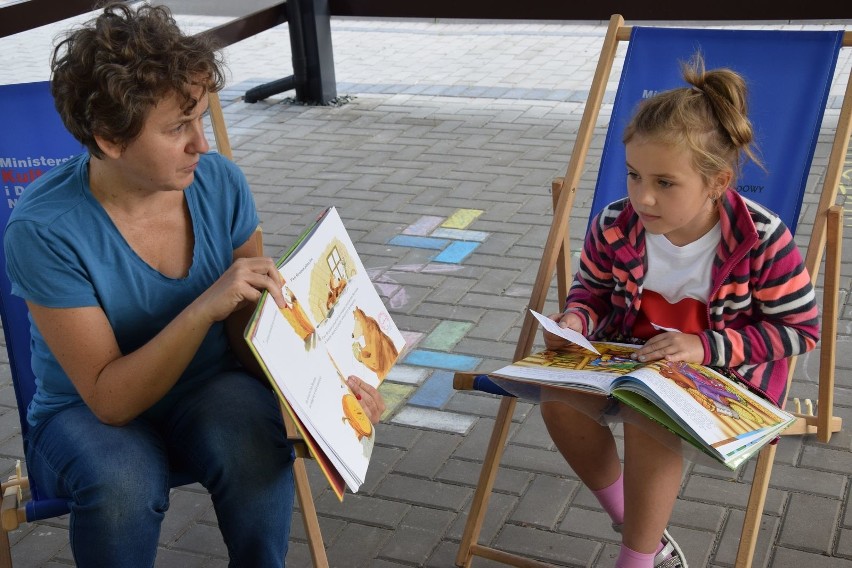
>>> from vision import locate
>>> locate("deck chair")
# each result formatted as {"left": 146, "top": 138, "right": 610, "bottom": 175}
{"left": 0, "top": 82, "right": 329, "bottom": 567}
{"left": 454, "top": 15, "right": 850, "bottom": 568}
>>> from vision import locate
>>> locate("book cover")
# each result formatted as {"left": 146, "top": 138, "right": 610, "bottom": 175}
{"left": 491, "top": 311, "right": 794, "bottom": 470}
{"left": 244, "top": 207, "right": 406, "bottom": 499}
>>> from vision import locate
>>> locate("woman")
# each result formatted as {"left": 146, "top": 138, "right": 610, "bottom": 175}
{"left": 3, "top": 3, "right": 384, "bottom": 566}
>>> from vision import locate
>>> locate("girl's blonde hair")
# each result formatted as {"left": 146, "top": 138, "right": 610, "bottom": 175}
{"left": 622, "top": 53, "right": 763, "bottom": 186}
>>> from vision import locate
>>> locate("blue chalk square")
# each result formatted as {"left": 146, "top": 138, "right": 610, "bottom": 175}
{"left": 407, "top": 370, "right": 455, "bottom": 408}
{"left": 433, "top": 241, "right": 479, "bottom": 263}
{"left": 388, "top": 234, "right": 450, "bottom": 250}
{"left": 403, "top": 349, "right": 481, "bottom": 371}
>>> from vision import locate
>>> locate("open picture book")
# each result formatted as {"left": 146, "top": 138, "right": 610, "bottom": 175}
{"left": 244, "top": 207, "right": 406, "bottom": 499}
{"left": 490, "top": 311, "right": 795, "bottom": 470}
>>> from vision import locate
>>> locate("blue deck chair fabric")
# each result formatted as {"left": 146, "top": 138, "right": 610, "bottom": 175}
{"left": 470, "top": 27, "right": 843, "bottom": 399}
{"left": 0, "top": 81, "right": 193, "bottom": 524}
{"left": 0, "top": 81, "right": 84, "bottom": 520}
{"left": 591, "top": 27, "right": 843, "bottom": 232}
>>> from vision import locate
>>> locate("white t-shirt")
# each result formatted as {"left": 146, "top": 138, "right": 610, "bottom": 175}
{"left": 634, "top": 223, "right": 720, "bottom": 337}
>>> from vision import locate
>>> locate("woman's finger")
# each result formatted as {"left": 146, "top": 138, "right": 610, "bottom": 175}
{"left": 347, "top": 376, "right": 385, "bottom": 423}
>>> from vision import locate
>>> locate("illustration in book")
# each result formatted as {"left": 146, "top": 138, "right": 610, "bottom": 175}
{"left": 245, "top": 207, "right": 406, "bottom": 498}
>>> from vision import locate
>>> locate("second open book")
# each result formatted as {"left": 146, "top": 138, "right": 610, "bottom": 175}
{"left": 491, "top": 311, "right": 795, "bottom": 470}
{"left": 245, "top": 207, "right": 406, "bottom": 500}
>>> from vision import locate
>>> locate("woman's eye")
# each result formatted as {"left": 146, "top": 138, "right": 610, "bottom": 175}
{"left": 658, "top": 179, "right": 673, "bottom": 188}
{"left": 626, "top": 171, "right": 639, "bottom": 180}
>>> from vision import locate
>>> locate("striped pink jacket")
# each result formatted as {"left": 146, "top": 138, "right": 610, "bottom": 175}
{"left": 564, "top": 190, "right": 819, "bottom": 405}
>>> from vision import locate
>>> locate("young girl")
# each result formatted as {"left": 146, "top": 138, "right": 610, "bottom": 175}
{"left": 542, "top": 54, "right": 819, "bottom": 568}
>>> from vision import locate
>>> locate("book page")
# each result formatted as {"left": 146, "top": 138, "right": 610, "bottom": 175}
{"left": 491, "top": 342, "right": 642, "bottom": 394}
{"left": 245, "top": 207, "right": 405, "bottom": 496}
{"left": 529, "top": 309, "right": 600, "bottom": 354}
{"left": 612, "top": 361, "right": 793, "bottom": 461}
{"left": 277, "top": 208, "right": 406, "bottom": 388}
{"left": 248, "top": 293, "right": 372, "bottom": 493}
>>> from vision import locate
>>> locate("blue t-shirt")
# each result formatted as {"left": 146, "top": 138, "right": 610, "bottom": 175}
{"left": 4, "top": 152, "right": 260, "bottom": 426}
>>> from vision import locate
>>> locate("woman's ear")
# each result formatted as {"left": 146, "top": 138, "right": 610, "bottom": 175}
{"left": 93, "top": 134, "right": 124, "bottom": 160}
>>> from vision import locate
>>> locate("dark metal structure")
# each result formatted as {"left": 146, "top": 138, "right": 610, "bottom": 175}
{"left": 2, "top": 0, "right": 848, "bottom": 105}
{"left": 0, "top": 0, "right": 338, "bottom": 105}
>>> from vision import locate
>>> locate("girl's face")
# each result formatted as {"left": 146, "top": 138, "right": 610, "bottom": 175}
{"left": 625, "top": 138, "right": 729, "bottom": 246}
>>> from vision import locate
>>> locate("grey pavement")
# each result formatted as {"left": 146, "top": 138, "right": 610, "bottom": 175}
{"left": 1, "top": 10, "right": 852, "bottom": 568}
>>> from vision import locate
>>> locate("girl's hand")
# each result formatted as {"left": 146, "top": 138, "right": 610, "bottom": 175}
{"left": 346, "top": 375, "right": 386, "bottom": 423}
{"left": 633, "top": 332, "right": 704, "bottom": 363}
{"left": 543, "top": 312, "right": 584, "bottom": 350}
{"left": 194, "top": 257, "right": 286, "bottom": 324}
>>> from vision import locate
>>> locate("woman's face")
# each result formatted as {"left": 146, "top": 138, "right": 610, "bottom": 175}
{"left": 625, "top": 137, "right": 725, "bottom": 246}
{"left": 112, "top": 85, "right": 211, "bottom": 194}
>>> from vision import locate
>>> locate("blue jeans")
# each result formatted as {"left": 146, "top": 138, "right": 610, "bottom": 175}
{"left": 25, "top": 371, "right": 295, "bottom": 568}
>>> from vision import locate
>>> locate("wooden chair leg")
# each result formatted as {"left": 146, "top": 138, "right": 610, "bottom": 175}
{"left": 735, "top": 442, "right": 777, "bottom": 568}
{"left": 279, "top": 400, "right": 328, "bottom": 568}
{"left": 455, "top": 396, "right": 517, "bottom": 567}
{"left": 293, "top": 458, "right": 329, "bottom": 568}
{"left": 817, "top": 205, "right": 842, "bottom": 443}
{"left": 0, "top": 527, "right": 11, "bottom": 568}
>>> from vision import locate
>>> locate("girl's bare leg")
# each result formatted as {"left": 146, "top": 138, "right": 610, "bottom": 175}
{"left": 540, "top": 396, "right": 621, "bottom": 490}
{"left": 622, "top": 419, "right": 683, "bottom": 553}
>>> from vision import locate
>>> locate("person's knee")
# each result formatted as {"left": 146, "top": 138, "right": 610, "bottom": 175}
{"left": 76, "top": 457, "right": 169, "bottom": 520}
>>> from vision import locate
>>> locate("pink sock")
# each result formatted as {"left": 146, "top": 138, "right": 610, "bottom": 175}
{"left": 591, "top": 472, "right": 624, "bottom": 525}
{"left": 615, "top": 544, "right": 655, "bottom": 568}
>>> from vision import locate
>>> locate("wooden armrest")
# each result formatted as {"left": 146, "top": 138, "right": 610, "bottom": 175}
{"left": 453, "top": 372, "right": 479, "bottom": 391}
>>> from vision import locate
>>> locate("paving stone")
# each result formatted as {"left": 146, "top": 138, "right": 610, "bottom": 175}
{"left": 377, "top": 506, "right": 455, "bottom": 565}
{"left": 171, "top": 522, "right": 227, "bottom": 560}
{"left": 436, "top": 457, "right": 534, "bottom": 495}
{"left": 682, "top": 473, "right": 759, "bottom": 508}
{"left": 768, "top": 463, "right": 846, "bottom": 498}
{"left": 446, "top": 490, "right": 519, "bottom": 544}
{"left": 153, "top": 548, "right": 207, "bottom": 568}
{"left": 392, "top": 429, "right": 463, "bottom": 478}
{"left": 713, "top": 508, "right": 779, "bottom": 568}
{"left": 159, "top": 489, "right": 214, "bottom": 545}
{"left": 778, "top": 492, "right": 840, "bottom": 553}
{"left": 493, "top": 523, "right": 601, "bottom": 566}
{"left": 509, "top": 474, "right": 579, "bottom": 529}
{"left": 800, "top": 443, "right": 852, "bottom": 473}
{"left": 315, "top": 491, "right": 410, "bottom": 529}
{"left": 324, "top": 522, "right": 393, "bottom": 567}
{"left": 510, "top": 405, "right": 557, "bottom": 449}
{"left": 501, "top": 443, "right": 574, "bottom": 477}
{"left": 668, "top": 498, "right": 726, "bottom": 532}
{"left": 444, "top": 391, "right": 504, "bottom": 418}
{"left": 359, "top": 444, "right": 405, "bottom": 495}
{"left": 771, "top": 546, "right": 852, "bottom": 567}
{"left": 8, "top": 525, "right": 68, "bottom": 568}
{"left": 558, "top": 506, "right": 618, "bottom": 541}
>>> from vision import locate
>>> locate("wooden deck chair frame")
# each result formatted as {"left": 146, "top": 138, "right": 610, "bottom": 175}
{"left": 454, "top": 14, "right": 851, "bottom": 568}
{"left": 0, "top": 89, "right": 329, "bottom": 568}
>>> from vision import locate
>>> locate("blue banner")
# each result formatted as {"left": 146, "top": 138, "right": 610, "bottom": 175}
{"left": 0, "top": 81, "right": 83, "bottom": 416}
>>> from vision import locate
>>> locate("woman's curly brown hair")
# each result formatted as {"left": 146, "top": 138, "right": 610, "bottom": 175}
{"left": 50, "top": 2, "right": 226, "bottom": 158}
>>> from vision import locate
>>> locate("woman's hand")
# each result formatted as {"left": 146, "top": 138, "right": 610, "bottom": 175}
{"left": 543, "top": 312, "right": 584, "bottom": 350}
{"left": 633, "top": 332, "right": 704, "bottom": 363}
{"left": 346, "top": 375, "right": 386, "bottom": 424}
{"left": 194, "top": 256, "right": 287, "bottom": 324}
